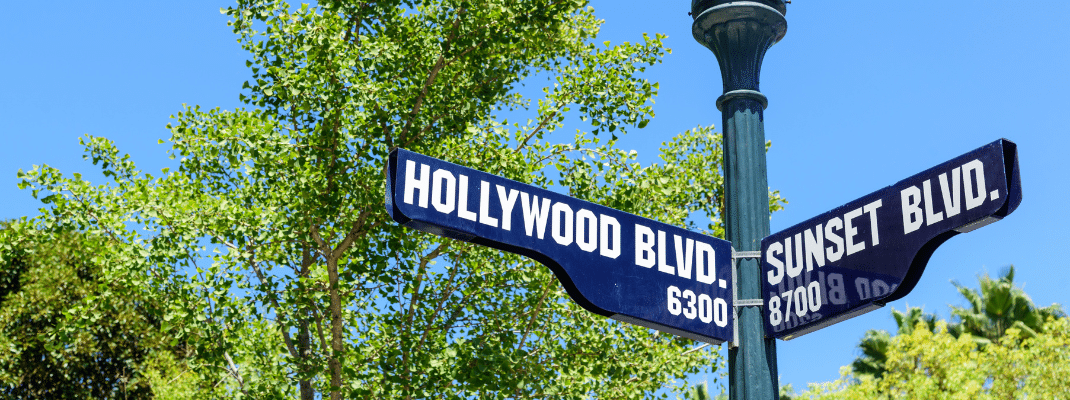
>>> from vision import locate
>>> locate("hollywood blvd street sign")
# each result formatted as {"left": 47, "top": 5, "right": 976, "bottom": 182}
{"left": 761, "top": 139, "right": 1022, "bottom": 339}
{"left": 386, "top": 149, "right": 734, "bottom": 344}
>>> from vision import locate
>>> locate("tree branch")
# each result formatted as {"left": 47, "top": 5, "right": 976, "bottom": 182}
{"left": 399, "top": 15, "right": 462, "bottom": 146}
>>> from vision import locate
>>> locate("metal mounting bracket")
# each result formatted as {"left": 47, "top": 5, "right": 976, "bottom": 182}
{"left": 730, "top": 249, "right": 762, "bottom": 348}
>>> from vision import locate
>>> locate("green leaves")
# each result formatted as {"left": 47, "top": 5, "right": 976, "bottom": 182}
{"left": 7, "top": 1, "right": 783, "bottom": 398}
{"left": 950, "top": 266, "right": 1065, "bottom": 344}
{"left": 802, "top": 318, "right": 1070, "bottom": 399}
{"left": 0, "top": 224, "right": 207, "bottom": 397}
{"left": 825, "top": 267, "right": 1068, "bottom": 399}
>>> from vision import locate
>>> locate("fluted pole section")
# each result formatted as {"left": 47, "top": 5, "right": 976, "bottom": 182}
{"left": 692, "top": 2, "right": 787, "bottom": 399}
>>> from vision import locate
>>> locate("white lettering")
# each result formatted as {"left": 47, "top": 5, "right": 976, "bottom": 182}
{"left": 769, "top": 295, "right": 783, "bottom": 326}
{"left": 844, "top": 207, "right": 865, "bottom": 255}
{"left": 863, "top": 199, "right": 883, "bottom": 246}
{"left": 682, "top": 290, "right": 697, "bottom": 319}
{"left": 478, "top": 180, "right": 499, "bottom": 227}
{"left": 699, "top": 294, "right": 713, "bottom": 323}
{"left": 599, "top": 215, "right": 621, "bottom": 259}
{"left": 938, "top": 168, "right": 961, "bottom": 218}
{"left": 963, "top": 159, "right": 986, "bottom": 210}
{"left": 714, "top": 298, "right": 729, "bottom": 327}
{"left": 551, "top": 202, "right": 574, "bottom": 246}
{"left": 657, "top": 231, "right": 675, "bottom": 275}
{"left": 457, "top": 175, "right": 478, "bottom": 221}
{"left": 793, "top": 286, "right": 807, "bottom": 317}
{"left": 824, "top": 217, "right": 844, "bottom": 262}
{"left": 803, "top": 226, "right": 825, "bottom": 272}
{"left": 575, "top": 209, "right": 598, "bottom": 252}
{"left": 521, "top": 194, "right": 551, "bottom": 239}
{"left": 696, "top": 241, "right": 716, "bottom": 285}
{"left": 901, "top": 186, "right": 923, "bottom": 234}
{"left": 923, "top": 180, "right": 943, "bottom": 226}
{"left": 430, "top": 169, "right": 456, "bottom": 213}
{"left": 807, "top": 280, "right": 823, "bottom": 312}
{"left": 675, "top": 237, "right": 695, "bottom": 280}
{"left": 766, "top": 242, "right": 784, "bottom": 285}
{"left": 667, "top": 286, "right": 682, "bottom": 315}
{"left": 786, "top": 234, "right": 803, "bottom": 278}
{"left": 635, "top": 224, "right": 655, "bottom": 268}
{"left": 495, "top": 185, "right": 520, "bottom": 231}
{"left": 403, "top": 161, "right": 430, "bottom": 208}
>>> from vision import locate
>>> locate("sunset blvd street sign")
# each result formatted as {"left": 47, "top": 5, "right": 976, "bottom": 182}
{"left": 387, "top": 149, "right": 734, "bottom": 343}
{"left": 761, "top": 139, "right": 1022, "bottom": 339}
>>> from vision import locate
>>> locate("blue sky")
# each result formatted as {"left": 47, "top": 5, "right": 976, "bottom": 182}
{"left": 2, "top": 0, "right": 1068, "bottom": 395}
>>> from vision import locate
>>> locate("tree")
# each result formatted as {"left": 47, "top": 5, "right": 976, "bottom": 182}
{"left": 951, "top": 265, "right": 1065, "bottom": 344}
{"left": 17, "top": 1, "right": 786, "bottom": 398}
{"left": 816, "top": 266, "right": 1068, "bottom": 399}
{"left": 849, "top": 266, "right": 1063, "bottom": 379}
{"left": 0, "top": 222, "right": 206, "bottom": 398}
{"left": 799, "top": 318, "right": 1070, "bottom": 399}
{"left": 850, "top": 307, "right": 945, "bottom": 379}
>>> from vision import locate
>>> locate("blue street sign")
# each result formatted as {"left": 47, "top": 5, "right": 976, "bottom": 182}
{"left": 760, "top": 139, "right": 1022, "bottom": 339}
{"left": 386, "top": 149, "right": 734, "bottom": 344}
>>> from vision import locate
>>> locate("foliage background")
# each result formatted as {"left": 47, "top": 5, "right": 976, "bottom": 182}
{"left": 1, "top": 0, "right": 1069, "bottom": 394}
{"left": 798, "top": 318, "right": 1070, "bottom": 399}
{"left": 6, "top": 0, "right": 742, "bottom": 398}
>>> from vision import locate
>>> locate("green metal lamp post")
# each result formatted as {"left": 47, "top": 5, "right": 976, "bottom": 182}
{"left": 691, "top": 1, "right": 787, "bottom": 399}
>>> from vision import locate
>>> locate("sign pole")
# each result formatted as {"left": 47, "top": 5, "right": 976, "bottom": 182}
{"left": 388, "top": 3, "right": 1021, "bottom": 396}
{"left": 691, "top": 1, "right": 787, "bottom": 399}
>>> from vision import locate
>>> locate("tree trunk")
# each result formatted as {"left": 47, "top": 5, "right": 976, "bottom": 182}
{"left": 299, "top": 318, "right": 314, "bottom": 400}
{"left": 328, "top": 257, "right": 343, "bottom": 400}
{"left": 299, "top": 245, "right": 316, "bottom": 400}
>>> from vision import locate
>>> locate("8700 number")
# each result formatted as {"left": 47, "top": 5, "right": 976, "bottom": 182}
{"left": 768, "top": 281, "right": 823, "bottom": 326}
{"left": 667, "top": 286, "right": 729, "bottom": 327}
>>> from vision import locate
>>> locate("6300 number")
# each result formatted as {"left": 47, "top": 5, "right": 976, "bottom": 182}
{"left": 667, "top": 286, "right": 729, "bottom": 327}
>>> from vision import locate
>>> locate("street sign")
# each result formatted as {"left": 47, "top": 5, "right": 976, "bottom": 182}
{"left": 761, "top": 139, "right": 1022, "bottom": 340}
{"left": 386, "top": 149, "right": 734, "bottom": 343}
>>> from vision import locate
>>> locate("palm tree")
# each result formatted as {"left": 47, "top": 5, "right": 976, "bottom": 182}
{"left": 951, "top": 265, "right": 1065, "bottom": 345}
{"left": 852, "top": 265, "right": 1065, "bottom": 379}
{"left": 892, "top": 306, "right": 944, "bottom": 335}
{"left": 850, "top": 307, "right": 942, "bottom": 379}
{"left": 850, "top": 329, "right": 891, "bottom": 379}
